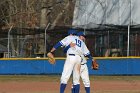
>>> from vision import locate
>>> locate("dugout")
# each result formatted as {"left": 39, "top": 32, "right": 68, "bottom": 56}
{"left": 0, "top": 44, "right": 9, "bottom": 58}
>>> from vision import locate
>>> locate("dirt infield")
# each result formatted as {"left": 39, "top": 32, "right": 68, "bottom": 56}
{"left": 0, "top": 75, "right": 140, "bottom": 93}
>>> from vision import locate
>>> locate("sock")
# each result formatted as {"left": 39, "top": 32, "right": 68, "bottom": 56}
{"left": 73, "top": 84, "right": 80, "bottom": 93}
{"left": 71, "top": 87, "right": 75, "bottom": 93}
{"left": 60, "top": 83, "right": 67, "bottom": 93}
{"left": 85, "top": 87, "right": 90, "bottom": 93}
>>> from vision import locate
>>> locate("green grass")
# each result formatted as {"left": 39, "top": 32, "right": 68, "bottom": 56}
{"left": 0, "top": 75, "right": 140, "bottom": 82}
{"left": 0, "top": 75, "right": 61, "bottom": 82}
{"left": 90, "top": 75, "right": 140, "bottom": 81}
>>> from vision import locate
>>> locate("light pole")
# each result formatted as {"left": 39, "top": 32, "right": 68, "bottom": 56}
{"left": 127, "top": 25, "right": 130, "bottom": 57}
{"left": 44, "top": 23, "right": 50, "bottom": 58}
{"left": 7, "top": 25, "right": 13, "bottom": 58}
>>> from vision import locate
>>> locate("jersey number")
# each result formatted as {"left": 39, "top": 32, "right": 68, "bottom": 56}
{"left": 75, "top": 39, "right": 81, "bottom": 47}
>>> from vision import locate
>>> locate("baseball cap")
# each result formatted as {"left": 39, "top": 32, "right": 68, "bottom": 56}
{"left": 68, "top": 29, "right": 77, "bottom": 35}
{"left": 77, "top": 31, "right": 85, "bottom": 37}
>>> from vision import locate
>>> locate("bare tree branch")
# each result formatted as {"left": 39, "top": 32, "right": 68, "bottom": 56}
{"left": 50, "top": 1, "right": 71, "bottom": 29}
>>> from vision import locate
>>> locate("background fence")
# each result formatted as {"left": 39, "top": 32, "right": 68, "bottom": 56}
{"left": 1, "top": 27, "right": 140, "bottom": 58}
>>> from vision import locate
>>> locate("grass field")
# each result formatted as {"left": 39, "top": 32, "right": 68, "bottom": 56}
{"left": 0, "top": 75, "right": 140, "bottom": 93}
{"left": 0, "top": 75, "right": 140, "bottom": 81}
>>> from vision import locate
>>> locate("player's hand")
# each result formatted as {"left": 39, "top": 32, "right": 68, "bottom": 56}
{"left": 70, "top": 42, "right": 76, "bottom": 47}
{"left": 91, "top": 59, "right": 99, "bottom": 70}
{"left": 47, "top": 52, "right": 56, "bottom": 64}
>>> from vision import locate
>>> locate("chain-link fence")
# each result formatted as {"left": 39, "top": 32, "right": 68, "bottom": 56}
{"left": 0, "top": 26, "right": 140, "bottom": 58}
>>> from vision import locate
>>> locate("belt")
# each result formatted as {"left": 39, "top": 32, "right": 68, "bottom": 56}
{"left": 69, "top": 54, "right": 75, "bottom": 56}
{"left": 81, "top": 63, "right": 86, "bottom": 65}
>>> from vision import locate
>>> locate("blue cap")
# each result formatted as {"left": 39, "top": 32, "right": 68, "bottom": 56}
{"left": 77, "top": 31, "right": 85, "bottom": 37}
{"left": 68, "top": 29, "right": 77, "bottom": 35}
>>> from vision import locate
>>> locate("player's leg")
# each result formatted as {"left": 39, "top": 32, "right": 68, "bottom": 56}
{"left": 71, "top": 84, "right": 75, "bottom": 93}
{"left": 80, "top": 64, "right": 90, "bottom": 93}
{"left": 72, "top": 55, "right": 81, "bottom": 93}
{"left": 60, "top": 56, "right": 75, "bottom": 93}
{"left": 71, "top": 74, "right": 75, "bottom": 93}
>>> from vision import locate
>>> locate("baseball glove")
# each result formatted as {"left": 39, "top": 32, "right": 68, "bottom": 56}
{"left": 47, "top": 52, "right": 56, "bottom": 64}
{"left": 92, "top": 59, "right": 99, "bottom": 70}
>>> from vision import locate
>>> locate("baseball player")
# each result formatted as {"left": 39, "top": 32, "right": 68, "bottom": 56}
{"left": 50, "top": 29, "right": 88, "bottom": 93}
{"left": 64, "top": 31, "right": 93, "bottom": 93}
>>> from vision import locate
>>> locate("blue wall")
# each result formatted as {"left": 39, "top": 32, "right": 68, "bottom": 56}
{"left": 0, "top": 58, "right": 140, "bottom": 75}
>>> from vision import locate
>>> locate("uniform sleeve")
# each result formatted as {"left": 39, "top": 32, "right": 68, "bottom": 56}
{"left": 60, "top": 36, "right": 76, "bottom": 46}
{"left": 53, "top": 42, "right": 63, "bottom": 49}
{"left": 60, "top": 37, "right": 68, "bottom": 46}
{"left": 63, "top": 45, "right": 70, "bottom": 54}
{"left": 83, "top": 43, "right": 93, "bottom": 61}
{"left": 83, "top": 43, "right": 90, "bottom": 56}
{"left": 84, "top": 45, "right": 93, "bottom": 61}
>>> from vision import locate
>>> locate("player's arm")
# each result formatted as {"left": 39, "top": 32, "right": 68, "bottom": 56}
{"left": 50, "top": 36, "right": 70, "bottom": 53}
{"left": 84, "top": 50, "right": 99, "bottom": 70}
{"left": 63, "top": 45, "right": 70, "bottom": 53}
{"left": 63, "top": 43, "right": 76, "bottom": 53}
{"left": 83, "top": 44, "right": 94, "bottom": 61}
{"left": 50, "top": 41, "right": 63, "bottom": 53}
{"left": 85, "top": 53, "right": 93, "bottom": 61}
